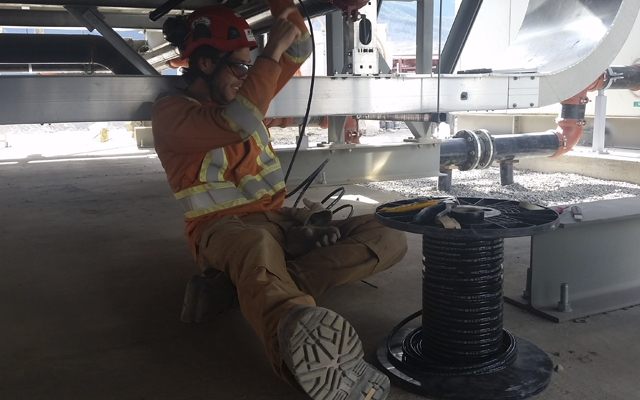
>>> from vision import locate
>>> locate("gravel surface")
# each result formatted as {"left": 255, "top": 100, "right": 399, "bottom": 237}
{"left": 270, "top": 125, "right": 640, "bottom": 206}
{"left": 361, "top": 167, "right": 640, "bottom": 206}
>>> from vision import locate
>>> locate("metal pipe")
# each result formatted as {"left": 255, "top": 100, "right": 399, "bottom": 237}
{"left": 439, "top": 131, "right": 558, "bottom": 168}
{"left": 0, "top": 33, "right": 144, "bottom": 75}
{"left": 356, "top": 113, "right": 435, "bottom": 122}
{"left": 149, "top": 0, "right": 187, "bottom": 22}
{"left": 547, "top": 64, "right": 640, "bottom": 157}
{"left": 0, "top": 63, "right": 108, "bottom": 73}
{"left": 246, "top": 1, "right": 338, "bottom": 35}
{"left": 439, "top": 137, "right": 470, "bottom": 167}
{"left": 592, "top": 89, "right": 607, "bottom": 154}
{"left": 0, "top": 9, "right": 166, "bottom": 30}
{"left": 603, "top": 65, "right": 640, "bottom": 90}
{"left": 492, "top": 132, "right": 559, "bottom": 161}
{"left": 144, "top": 42, "right": 180, "bottom": 68}
{"left": 436, "top": 0, "right": 483, "bottom": 74}
{"left": 499, "top": 162, "right": 514, "bottom": 186}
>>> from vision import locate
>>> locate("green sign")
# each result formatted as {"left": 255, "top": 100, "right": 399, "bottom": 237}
{"left": 635, "top": 101, "right": 640, "bottom": 107}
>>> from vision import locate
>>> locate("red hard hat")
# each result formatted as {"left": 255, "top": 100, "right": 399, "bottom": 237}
{"left": 180, "top": 6, "right": 258, "bottom": 59}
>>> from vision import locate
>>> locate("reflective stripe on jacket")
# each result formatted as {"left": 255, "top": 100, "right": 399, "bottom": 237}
{"left": 284, "top": 32, "right": 313, "bottom": 63}
{"left": 173, "top": 95, "right": 285, "bottom": 218}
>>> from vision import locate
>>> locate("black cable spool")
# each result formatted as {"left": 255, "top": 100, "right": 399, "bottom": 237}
{"left": 374, "top": 197, "right": 559, "bottom": 400}
{"left": 450, "top": 206, "right": 485, "bottom": 224}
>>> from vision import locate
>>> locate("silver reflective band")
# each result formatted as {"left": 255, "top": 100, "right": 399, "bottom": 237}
{"left": 177, "top": 186, "right": 242, "bottom": 213}
{"left": 204, "top": 148, "right": 226, "bottom": 182}
{"left": 176, "top": 167, "right": 285, "bottom": 218}
{"left": 223, "top": 96, "right": 266, "bottom": 141}
{"left": 285, "top": 32, "right": 312, "bottom": 63}
{"left": 175, "top": 92, "right": 285, "bottom": 218}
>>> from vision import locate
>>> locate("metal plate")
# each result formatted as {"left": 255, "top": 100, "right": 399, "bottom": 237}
{"left": 505, "top": 196, "right": 640, "bottom": 322}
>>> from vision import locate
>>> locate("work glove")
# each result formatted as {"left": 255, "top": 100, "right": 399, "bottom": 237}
{"left": 283, "top": 198, "right": 333, "bottom": 227}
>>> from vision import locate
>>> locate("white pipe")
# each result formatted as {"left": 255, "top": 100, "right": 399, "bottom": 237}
{"left": 592, "top": 88, "right": 607, "bottom": 154}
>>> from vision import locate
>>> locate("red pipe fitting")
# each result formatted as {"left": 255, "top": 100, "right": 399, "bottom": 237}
{"left": 550, "top": 88, "right": 588, "bottom": 157}
{"left": 551, "top": 118, "right": 586, "bottom": 157}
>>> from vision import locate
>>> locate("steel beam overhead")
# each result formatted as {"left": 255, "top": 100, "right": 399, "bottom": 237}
{"left": 65, "top": 6, "right": 159, "bottom": 75}
{"left": 326, "top": 10, "right": 345, "bottom": 76}
{"left": 415, "top": 0, "right": 434, "bottom": 74}
{"left": 0, "top": 75, "right": 183, "bottom": 124}
{"left": 0, "top": 0, "right": 638, "bottom": 125}
{"left": 0, "top": 74, "right": 521, "bottom": 124}
{"left": 269, "top": 74, "right": 516, "bottom": 117}
{"left": 0, "top": 9, "right": 166, "bottom": 29}
{"left": 0, "top": 0, "right": 211, "bottom": 9}
{"left": 0, "top": 34, "right": 151, "bottom": 75}
{"left": 436, "top": 0, "right": 482, "bottom": 74}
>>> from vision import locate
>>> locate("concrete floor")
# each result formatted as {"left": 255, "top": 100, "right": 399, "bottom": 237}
{"left": 1, "top": 154, "right": 639, "bottom": 400}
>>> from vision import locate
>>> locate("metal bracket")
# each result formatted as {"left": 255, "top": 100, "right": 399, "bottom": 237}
{"left": 327, "top": 116, "right": 348, "bottom": 144}
{"left": 65, "top": 6, "right": 159, "bottom": 76}
{"left": 508, "top": 75, "right": 539, "bottom": 109}
{"left": 505, "top": 197, "right": 640, "bottom": 322}
{"left": 405, "top": 121, "right": 432, "bottom": 140}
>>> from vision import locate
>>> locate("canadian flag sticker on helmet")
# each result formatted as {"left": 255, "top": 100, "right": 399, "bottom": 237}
{"left": 245, "top": 29, "right": 255, "bottom": 42}
{"left": 191, "top": 17, "right": 211, "bottom": 29}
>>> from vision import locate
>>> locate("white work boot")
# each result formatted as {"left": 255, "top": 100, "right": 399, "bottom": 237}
{"left": 278, "top": 305, "right": 390, "bottom": 400}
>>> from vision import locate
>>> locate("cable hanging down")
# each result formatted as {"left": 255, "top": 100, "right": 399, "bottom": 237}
{"left": 283, "top": 0, "right": 317, "bottom": 185}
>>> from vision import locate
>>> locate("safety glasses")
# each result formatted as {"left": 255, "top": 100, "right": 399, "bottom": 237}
{"left": 227, "top": 62, "right": 252, "bottom": 78}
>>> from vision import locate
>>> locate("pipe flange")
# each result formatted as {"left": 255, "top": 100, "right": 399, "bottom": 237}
{"left": 453, "top": 130, "right": 481, "bottom": 171}
{"left": 475, "top": 129, "right": 495, "bottom": 169}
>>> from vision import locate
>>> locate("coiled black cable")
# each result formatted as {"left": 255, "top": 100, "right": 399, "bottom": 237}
{"left": 386, "top": 236, "right": 518, "bottom": 377}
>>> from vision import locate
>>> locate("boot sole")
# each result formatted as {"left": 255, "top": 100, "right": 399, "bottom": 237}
{"left": 282, "top": 307, "right": 390, "bottom": 400}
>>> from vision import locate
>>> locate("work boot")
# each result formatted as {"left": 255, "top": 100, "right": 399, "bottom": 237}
{"left": 278, "top": 305, "right": 390, "bottom": 400}
{"left": 181, "top": 269, "right": 239, "bottom": 323}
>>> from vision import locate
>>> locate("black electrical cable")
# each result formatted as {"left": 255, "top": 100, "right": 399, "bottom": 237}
{"left": 284, "top": 0, "right": 316, "bottom": 185}
{"left": 321, "top": 187, "right": 346, "bottom": 209}
{"left": 436, "top": 0, "right": 443, "bottom": 123}
{"left": 281, "top": 2, "right": 352, "bottom": 214}
{"left": 285, "top": 158, "right": 330, "bottom": 207}
{"left": 385, "top": 236, "right": 518, "bottom": 377}
{"left": 331, "top": 204, "right": 355, "bottom": 218}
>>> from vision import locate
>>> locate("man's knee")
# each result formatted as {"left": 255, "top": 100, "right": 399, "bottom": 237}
{"left": 369, "top": 226, "right": 408, "bottom": 270}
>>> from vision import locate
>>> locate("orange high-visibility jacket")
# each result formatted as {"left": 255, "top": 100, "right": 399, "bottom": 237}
{"left": 151, "top": 0, "right": 312, "bottom": 256}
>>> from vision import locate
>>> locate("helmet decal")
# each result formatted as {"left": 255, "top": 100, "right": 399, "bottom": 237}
{"left": 245, "top": 29, "right": 256, "bottom": 42}
{"left": 191, "top": 17, "right": 211, "bottom": 29}
{"left": 227, "top": 26, "right": 241, "bottom": 40}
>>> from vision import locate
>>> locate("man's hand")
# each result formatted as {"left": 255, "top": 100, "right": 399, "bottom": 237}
{"left": 262, "top": 7, "right": 302, "bottom": 62}
{"left": 285, "top": 225, "right": 341, "bottom": 258}
{"left": 282, "top": 198, "right": 332, "bottom": 227}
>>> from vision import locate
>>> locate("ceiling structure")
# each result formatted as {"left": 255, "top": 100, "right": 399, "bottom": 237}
{"left": 0, "top": 0, "right": 338, "bottom": 31}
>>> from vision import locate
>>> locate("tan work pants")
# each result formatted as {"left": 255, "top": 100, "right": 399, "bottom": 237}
{"left": 195, "top": 212, "right": 407, "bottom": 382}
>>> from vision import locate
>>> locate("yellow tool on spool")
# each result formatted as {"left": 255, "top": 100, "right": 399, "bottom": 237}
{"left": 379, "top": 199, "right": 439, "bottom": 213}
